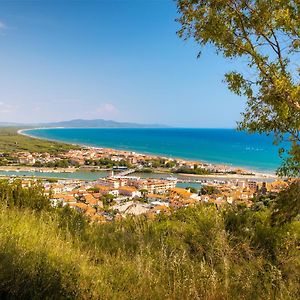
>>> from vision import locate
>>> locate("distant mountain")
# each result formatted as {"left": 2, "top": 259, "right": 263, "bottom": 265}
{"left": 0, "top": 119, "right": 169, "bottom": 128}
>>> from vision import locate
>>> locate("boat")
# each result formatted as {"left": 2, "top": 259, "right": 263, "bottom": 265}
{"left": 166, "top": 176, "right": 178, "bottom": 181}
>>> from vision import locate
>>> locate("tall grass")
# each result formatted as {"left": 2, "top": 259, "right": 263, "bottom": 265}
{"left": 0, "top": 182, "right": 299, "bottom": 299}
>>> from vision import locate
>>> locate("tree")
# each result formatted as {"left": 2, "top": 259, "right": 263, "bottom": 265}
{"left": 140, "top": 189, "right": 148, "bottom": 197}
{"left": 186, "top": 186, "right": 198, "bottom": 193}
{"left": 200, "top": 185, "right": 220, "bottom": 195}
{"left": 271, "top": 180, "right": 300, "bottom": 224}
{"left": 0, "top": 179, "right": 51, "bottom": 212}
{"left": 177, "top": 0, "right": 300, "bottom": 176}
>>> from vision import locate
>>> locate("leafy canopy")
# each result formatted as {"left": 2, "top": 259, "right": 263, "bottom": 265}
{"left": 177, "top": 0, "right": 300, "bottom": 176}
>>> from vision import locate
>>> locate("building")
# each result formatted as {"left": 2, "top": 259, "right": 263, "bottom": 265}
{"left": 131, "top": 179, "right": 177, "bottom": 194}
{"left": 118, "top": 186, "right": 141, "bottom": 198}
{"left": 247, "top": 180, "right": 258, "bottom": 190}
{"left": 96, "top": 185, "right": 119, "bottom": 197}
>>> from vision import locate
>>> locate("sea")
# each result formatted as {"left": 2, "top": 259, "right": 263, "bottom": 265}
{"left": 25, "top": 128, "right": 284, "bottom": 173}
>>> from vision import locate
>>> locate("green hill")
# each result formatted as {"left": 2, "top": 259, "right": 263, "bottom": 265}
{"left": 0, "top": 128, "right": 78, "bottom": 153}
{"left": 0, "top": 180, "right": 299, "bottom": 299}
{"left": 0, "top": 119, "right": 169, "bottom": 128}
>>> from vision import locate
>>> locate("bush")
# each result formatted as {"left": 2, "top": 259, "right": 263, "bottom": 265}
{"left": 0, "top": 182, "right": 299, "bottom": 299}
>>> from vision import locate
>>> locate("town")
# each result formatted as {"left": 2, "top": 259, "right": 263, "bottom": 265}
{"left": 1, "top": 146, "right": 287, "bottom": 223}
{"left": 1, "top": 146, "right": 262, "bottom": 177}
{"left": 12, "top": 169, "right": 288, "bottom": 223}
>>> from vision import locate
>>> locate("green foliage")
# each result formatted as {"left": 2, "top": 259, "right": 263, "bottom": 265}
{"left": 56, "top": 205, "right": 88, "bottom": 238}
{"left": 34, "top": 158, "right": 78, "bottom": 168}
{"left": 272, "top": 180, "right": 300, "bottom": 225}
{"left": 252, "top": 193, "right": 277, "bottom": 210}
{"left": 85, "top": 158, "right": 132, "bottom": 168}
{"left": 138, "top": 168, "right": 152, "bottom": 173}
{"left": 0, "top": 179, "right": 51, "bottom": 212}
{"left": 0, "top": 181, "right": 299, "bottom": 299}
{"left": 101, "top": 194, "right": 115, "bottom": 207}
{"left": 144, "top": 158, "right": 167, "bottom": 168}
{"left": 185, "top": 186, "right": 198, "bottom": 193}
{"left": 153, "top": 158, "right": 166, "bottom": 168}
{"left": 200, "top": 185, "right": 220, "bottom": 195}
{"left": 175, "top": 166, "right": 211, "bottom": 175}
{"left": 165, "top": 160, "right": 177, "bottom": 168}
{"left": 0, "top": 128, "right": 78, "bottom": 154}
{"left": 177, "top": 0, "right": 300, "bottom": 176}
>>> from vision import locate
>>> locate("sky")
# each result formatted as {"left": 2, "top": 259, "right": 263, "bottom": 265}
{"left": 0, "top": 0, "right": 246, "bottom": 128}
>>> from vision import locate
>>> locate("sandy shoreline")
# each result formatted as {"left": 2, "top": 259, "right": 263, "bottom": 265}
{"left": 18, "top": 128, "right": 278, "bottom": 179}
{"left": 178, "top": 172, "right": 276, "bottom": 180}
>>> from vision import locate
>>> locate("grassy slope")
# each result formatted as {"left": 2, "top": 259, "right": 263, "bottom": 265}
{"left": 0, "top": 203, "right": 299, "bottom": 299}
{"left": 0, "top": 128, "right": 78, "bottom": 153}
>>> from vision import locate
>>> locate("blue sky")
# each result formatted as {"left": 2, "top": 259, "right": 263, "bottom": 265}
{"left": 0, "top": 0, "right": 245, "bottom": 127}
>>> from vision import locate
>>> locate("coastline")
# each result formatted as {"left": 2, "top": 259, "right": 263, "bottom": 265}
{"left": 18, "top": 127, "right": 83, "bottom": 148}
{"left": 18, "top": 128, "right": 278, "bottom": 179}
{"left": 177, "top": 172, "right": 276, "bottom": 180}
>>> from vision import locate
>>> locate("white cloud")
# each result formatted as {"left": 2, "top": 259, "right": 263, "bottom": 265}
{"left": 96, "top": 103, "right": 119, "bottom": 117}
{"left": 0, "top": 21, "right": 6, "bottom": 30}
{"left": 0, "top": 21, "right": 7, "bottom": 36}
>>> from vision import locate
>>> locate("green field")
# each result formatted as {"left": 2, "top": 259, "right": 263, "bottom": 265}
{"left": 0, "top": 180, "right": 299, "bottom": 299}
{"left": 0, "top": 128, "right": 79, "bottom": 153}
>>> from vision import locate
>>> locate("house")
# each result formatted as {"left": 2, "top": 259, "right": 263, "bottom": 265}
{"left": 96, "top": 185, "right": 119, "bottom": 197}
{"left": 97, "top": 178, "right": 123, "bottom": 189}
{"left": 247, "top": 180, "right": 258, "bottom": 190}
{"left": 16, "top": 152, "right": 36, "bottom": 165}
{"left": 70, "top": 202, "right": 89, "bottom": 213}
{"left": 113, "top": 201, "right": 150, "bottom": 216}
{"left": 51, "top": 184, "right": 65, "bottom": 194}
{"left": 118, "top": 186, "right": 141, "bottom": 198}
{"left": 62, "top": 194, "right": 77, "bottom": 205}
{"left": 51, "top": 193, "right": 76, "bottom": 206}
{"left": 147, "top": 193, "right": 168, "bottom": 202}
{"left": 84, "top": 193, "right": 104, "bottom": 208}
{"left": 83, "top": 194, "right": 97, "bottom": 205}
{"left": 169, "top": 187, "right": 192, "bottom": 200}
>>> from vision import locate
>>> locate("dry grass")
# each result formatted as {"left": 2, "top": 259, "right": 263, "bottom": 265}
{"left": 0, "top": 188, "right": 299, "bottom": 299}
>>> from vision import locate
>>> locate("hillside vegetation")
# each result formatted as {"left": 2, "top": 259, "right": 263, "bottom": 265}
{"left": 0, "top": 128, "right": 78, "bottom": 153}
{"left": 0, "top": 180, "right": 299, "bottom": 299}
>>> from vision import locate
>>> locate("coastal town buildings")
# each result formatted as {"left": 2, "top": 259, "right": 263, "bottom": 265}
{"left": 6, "top": 174, "right": 289, "bottom": 223}
{"left": 1, "top": 144, "right": 288, "bottom": 223}
{"left": 8, "top": 146, "right": 257, "bottom": 178}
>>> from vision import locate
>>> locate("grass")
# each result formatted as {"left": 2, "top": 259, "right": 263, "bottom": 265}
{"left": 0, "top": 207, "right": 299, "bottom": 298}
{"left": 0, "top": 128, "right": 78, "bottom": 154}
{"left": 0, "top": 180, "right": 299, "bottom": 299}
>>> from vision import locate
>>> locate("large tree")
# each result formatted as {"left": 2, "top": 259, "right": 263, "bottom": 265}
{"left": 177, "top": 0, "right": 300, "bottom": 176}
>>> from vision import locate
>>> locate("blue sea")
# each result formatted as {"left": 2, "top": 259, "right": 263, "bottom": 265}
{"left": 25, "top": 128, "right": 284, "bottom": 173}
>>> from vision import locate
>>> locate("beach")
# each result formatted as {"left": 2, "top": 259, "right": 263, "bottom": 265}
{"left": 16, "top": 128, "right": 278, "bottom": 181}
{"left": 21, "top": 127, "right": 282, "bottom": 173}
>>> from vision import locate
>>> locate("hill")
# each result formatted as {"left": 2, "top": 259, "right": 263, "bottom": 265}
{"left": 0, "top": 128, "right": 78, "bottom": 153}
{"left": 0, "top": 119, "right": 169, "bottom": 128}
{"left": 0, "top": 180, "right": 299, "bottom": 299}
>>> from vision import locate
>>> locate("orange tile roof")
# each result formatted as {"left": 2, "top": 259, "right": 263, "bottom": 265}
{"left": 147, "top": 194, "right": 167, "bottom": 200}
{"left": 52, "top": 193, "right": 65, "bottom": 199}
{"left": 119, "top": 186, "right": 137, "bottom": 192}
{"left": 152, "top": 205, "right": 169, "bottom": 211}
{"left": 74, "top": 202, "right": 88, "bottom": 211}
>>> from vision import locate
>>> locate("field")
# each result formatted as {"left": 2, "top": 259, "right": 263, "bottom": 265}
{"left": 0, "top": 180, "right": 299, "bottom": 299}
{"left": 0, "top": 128, "right": 78, "bottom": 153}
